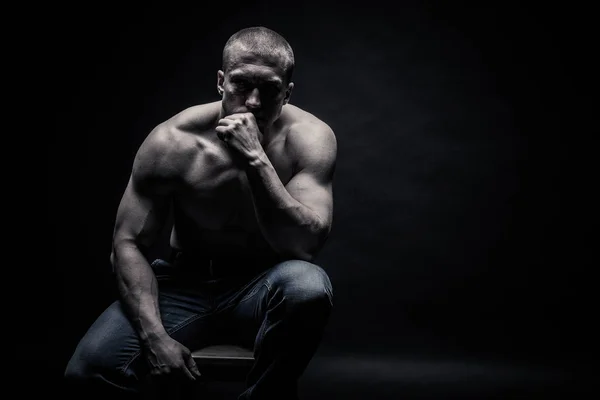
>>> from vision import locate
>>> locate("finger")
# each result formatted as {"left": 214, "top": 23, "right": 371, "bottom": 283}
{"left": 227, "top": 112, "right": 256, "bottom": 122}
{"left": 180, "top": 364, "right": 196, "bottom": 381}
{"left": 185, "top": 354, "right": 202, "bottom": 378}
{"left": 215, "top": 127, "right": 230, "bottom": 141}
{"left": 222, "top": 113, "right": 248, "bottom": 120}
{"left": 221, "top": 114, "right": 254, "bottom": 124}
{"left": 219, "top": 117, "right": 242, "bottom": 126}
{"left": 149, "top": 366, "right": 171, "bottom": 381}
{"left": 218, "top": 118, "right": 236, "bottom": 126}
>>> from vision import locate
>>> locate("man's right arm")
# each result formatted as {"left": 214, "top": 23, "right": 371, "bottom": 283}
{"left": 110, "top": 124, "right": 201, "bottom": 381}
{"left": 110, "top": 126, "right": 178, "bottom": 346}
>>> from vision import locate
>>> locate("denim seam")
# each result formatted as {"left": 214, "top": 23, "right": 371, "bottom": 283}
{"left": 119, "top": 313, "right": 209, "bottom": 373}
{"left": 205, "top": 282, "right": 270, "bottom": 322}
{"left": 263, "top": 279, "right": 273, "bottom": 292}
{"left": 239, "top": 281, "right": 270, "bottom": 304}
{"left": 257, "top": 280, "right": 273, "bottom": 347}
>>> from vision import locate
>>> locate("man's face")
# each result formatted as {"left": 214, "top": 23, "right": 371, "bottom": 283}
{"left": 217, "top": 50, "right": 293, "bottom": 131}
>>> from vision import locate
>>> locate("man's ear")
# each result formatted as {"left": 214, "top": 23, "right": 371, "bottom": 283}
{"left": 217, "top": 70, "right": 225, "bottom": 96}
{"left": 283, "top": 82, "right": 294, "bottom": 104}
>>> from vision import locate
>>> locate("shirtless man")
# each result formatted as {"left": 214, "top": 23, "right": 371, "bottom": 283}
{"left": 64, "top": 27, "right": 336, "bottom": 400}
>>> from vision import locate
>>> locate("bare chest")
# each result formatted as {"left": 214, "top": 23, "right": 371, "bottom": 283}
{"left": 174, "top": 141, "right": 295, "bottom": 236}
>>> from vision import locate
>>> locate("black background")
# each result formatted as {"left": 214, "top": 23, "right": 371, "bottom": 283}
{"left": 44, "top": 0, "right": 595, "bottom": 396}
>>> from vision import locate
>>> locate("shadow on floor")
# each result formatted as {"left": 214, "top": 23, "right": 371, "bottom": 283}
{"left": 197, "top": 354, "right": 594, "bottom": 399}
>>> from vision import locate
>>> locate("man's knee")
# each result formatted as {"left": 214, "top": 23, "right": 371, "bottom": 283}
{"left": 64, "top": 310, "right": 140, "bottom": 390}
{"left": 64, "top": 353, "right": 86, "bottom": 382}
{"left": 64, "top": 341, "right": 141, "bottom": 397}
{"left": 268, "top": 260, "right": 333, "bottom": 310}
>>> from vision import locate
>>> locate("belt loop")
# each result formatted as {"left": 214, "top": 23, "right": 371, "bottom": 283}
{"left": 209, "top": 259, "right": 214, "bottom": 277}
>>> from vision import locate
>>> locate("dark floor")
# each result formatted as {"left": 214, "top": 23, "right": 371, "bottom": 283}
{"left": 195, "top": 354, "right": 594, "bottom": 399}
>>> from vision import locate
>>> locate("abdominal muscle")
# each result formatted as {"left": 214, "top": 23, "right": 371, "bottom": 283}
{"left": 169, "top": 224, "right": 269, "bottom": 258}
{"left": 168, "top": 169, "right": 274, "bottom": 259}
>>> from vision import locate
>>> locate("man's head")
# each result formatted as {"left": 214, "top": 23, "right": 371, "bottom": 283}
{"left": 217, "top": 26, "right": 295, "bottom": 130}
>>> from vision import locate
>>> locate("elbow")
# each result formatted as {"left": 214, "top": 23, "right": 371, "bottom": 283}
{"left": 110, "top": 238, "right": 126, "bottom": 270}
{"left": 113, "top": 235, "right": 148, "bottom": 255}
{"left": 110, "top": 239, "right": 143, "bottom": 273}
{"left": 280, "top": 222, "right": 330, "bottom": 262}
{"left": 309, "top": 219, "right": 331, "bottom": 252}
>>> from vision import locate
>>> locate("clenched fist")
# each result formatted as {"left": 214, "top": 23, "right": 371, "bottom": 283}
{"left": 215, "top": 113, "right": 264, "bottom": 162}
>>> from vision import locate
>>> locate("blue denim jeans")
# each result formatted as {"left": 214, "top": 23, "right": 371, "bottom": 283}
{"left": 64, "top": 257, "right": 333, "bottom": 400}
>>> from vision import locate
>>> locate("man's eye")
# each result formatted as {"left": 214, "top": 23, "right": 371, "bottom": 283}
{"left": 262, "top": 85, "right": 278, "bottom": 94}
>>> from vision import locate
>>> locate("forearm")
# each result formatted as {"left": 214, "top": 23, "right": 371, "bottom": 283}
{"left": 112, "top": 243, "right": 167, "bottom": 346}
{"left": 245, "top": 153, "right": 326, "bottom": 260}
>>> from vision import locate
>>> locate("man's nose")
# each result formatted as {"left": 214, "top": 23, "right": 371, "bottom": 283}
{"left": 245, "top": 88, "right": 261, "bottom": 109}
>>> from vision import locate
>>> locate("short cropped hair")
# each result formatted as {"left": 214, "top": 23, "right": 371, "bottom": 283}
{"left": 222, "top": 26, "right": 295, "bottom": 82}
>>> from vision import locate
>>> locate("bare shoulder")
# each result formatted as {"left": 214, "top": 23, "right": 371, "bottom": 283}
{"left": 132, "top": 101, "right": 221, "bottom": 190}
{"left": 283, "top": 104, "right": 337, "bottom": 168}
{"left": 167, "top": 101, "right": 221, "bottom": 132}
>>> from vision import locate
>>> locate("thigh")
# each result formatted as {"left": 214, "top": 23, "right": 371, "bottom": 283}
{"left": 68, "top": 276, "right": 216, "bottom": 380}
{"left": 213, "top": 260, "right": 333, "bottom": 347}
{"left": 209, "top": 270, "right": 272, "bottom": 348}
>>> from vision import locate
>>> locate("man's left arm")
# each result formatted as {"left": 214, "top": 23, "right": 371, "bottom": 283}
{"left": 245, "top": 123, "right": 337, "bottom": 261}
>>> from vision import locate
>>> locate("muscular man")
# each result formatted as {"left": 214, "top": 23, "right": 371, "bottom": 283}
{"left": 64, "top": 26, "right": 336, "bottom": 400}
